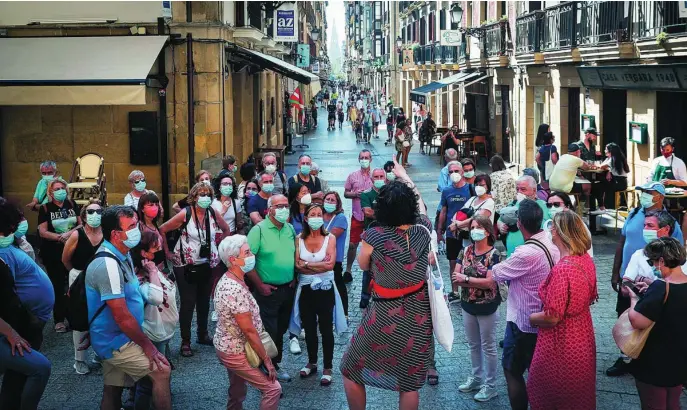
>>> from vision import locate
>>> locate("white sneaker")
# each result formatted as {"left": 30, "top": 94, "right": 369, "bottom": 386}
{"left": 211, "top": 310, "right": 218, "bottom": 322}
{"left": 458, "top": 377, "right": 482, "bottom": 393}
{"left": 474, "top": 385, "right": 498, "bottom": 402}
{"left": 73, "top": 360, "right": 90, "bottom": 375}
{"left": 290, "top": 337, "right": 302, "bottom": 355}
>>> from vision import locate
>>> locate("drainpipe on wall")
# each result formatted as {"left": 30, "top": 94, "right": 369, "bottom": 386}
{"left": 157, "top": 17, "right": 171, "bottom": 218}
{"left": 187, "top": 33, "right": 195, "bottom": 180}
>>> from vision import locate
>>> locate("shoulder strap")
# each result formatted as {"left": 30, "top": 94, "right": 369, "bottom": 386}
{"left": 525, "top": 238, "right": 554, "bottom": 269}
{"left": 88, "top": 251, "right": 125, "bottom": 326}
{"left": 279, "top": 171, "right": 286, "bottom": 187}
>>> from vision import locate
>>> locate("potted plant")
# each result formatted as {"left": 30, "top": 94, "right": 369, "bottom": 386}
{"left": 656, "top": 32, "right": 668, "bottom": 46}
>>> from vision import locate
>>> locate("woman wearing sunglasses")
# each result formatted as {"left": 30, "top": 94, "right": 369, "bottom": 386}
{"left": 61, "top": 200, "right": 103, "bottom": 374}
{"left": 124, "top": 170, "right": 158, "bottom": 211}
{"left": 546, "top": 192, "right": 594, "bottom": 257}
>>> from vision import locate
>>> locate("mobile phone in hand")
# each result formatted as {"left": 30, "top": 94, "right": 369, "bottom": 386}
{"left": 623, "top": 282, "right": 641, "bottom": 295}
{"left": 258, "top": 362, "right": 269, "bottom": 377}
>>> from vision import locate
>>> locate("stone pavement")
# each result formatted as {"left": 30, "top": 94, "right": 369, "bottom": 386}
{"left": 26, "top": 108, "right": 687, "bottom": 409}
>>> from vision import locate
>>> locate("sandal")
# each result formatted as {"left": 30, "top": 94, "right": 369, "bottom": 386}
{"left": 180, "top": 341, "right": 194, "bottom": 357}
{"left": 320, "top": 370, "right": 333, "bottom": 386}
{"left": 299, "top": 364, "right": 318, "bottom": 378}
{"left": 427, "top": 369, "right": 439, "bottom": 385}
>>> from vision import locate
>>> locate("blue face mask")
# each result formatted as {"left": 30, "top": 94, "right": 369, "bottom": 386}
{"left": 87, "top": 213, "right": 102, "bottom": 228}
{"left": 42, "top": 174, "right": 54, "bottom": 181}
{"left": 643, "top": 229, "right": 658, "bottom": 244}
{"left": 0, "top": 233, "right": 14, "bottom": 248}
{"left": 300, "top": 165, "right": 311, "bottom": 175}
{"left": 239, "top": 255, "right": 256, "bottom": 273}
{"left": 307, "top": 217, "right": 324, "bottom": 230}
{"left": 122, "top": 227, "right": 141, "bottom": 249}
{"left": 53, "top": 188, "right": 67, "bottom": 202}
{"left": 324, "top": 203, "right": 337, "bottom": 213}
{"left": 197, "top": 196, "right": 212, "bottom": 209}
{"left": 15, "top": 220, "right": 29, "bottom": 238}
{"left": 374, "top": 180, "right": 385, "bottom": 189}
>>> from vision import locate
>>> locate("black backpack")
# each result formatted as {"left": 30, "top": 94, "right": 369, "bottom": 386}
{"left": 66, "top": 251, "right": 123, "bottom": 332}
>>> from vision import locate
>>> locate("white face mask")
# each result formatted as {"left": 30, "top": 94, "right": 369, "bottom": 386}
{"left": 475, "top": 185, "right": 487, "bottom": 196}
{"left": 300, "top": 194, "right": 312, "bottom": 206}
{"left": 265, "top": 164, "right": 277, "bottom": 174}
{"left": 450, "top": 173, "right": 462, "bottom": 183}
{"left": 516, "top": 192, "right": 528, "bottom": 202}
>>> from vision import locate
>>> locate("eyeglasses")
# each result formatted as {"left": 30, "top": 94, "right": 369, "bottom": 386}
{"left": 272, "top": 204, "right": 289, "bottom": 210}
{"left": 134, "top": 179, "right": 146, "bottom": 184}
{"left": 448, "top": 170, "right": 461, "bottom": 174}
{"left": 86, "top": 209, "right": 103, "bottom": 215}
{"left": 546, "top": 202, "right": 565, "bottom": 209}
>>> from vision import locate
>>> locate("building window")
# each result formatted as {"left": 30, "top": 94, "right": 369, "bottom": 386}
{"left": 440, "top": 9, "right": 446, "bottom": 30}
{"left": 534, "top": 86, "right": 546, "bottom": 130}
{"left": 236, "top": 1, "right": 246, "bottom": 27}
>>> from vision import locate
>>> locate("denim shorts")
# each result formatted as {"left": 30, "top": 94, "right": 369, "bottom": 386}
{"left": 502, "top": 321, "right": 537, "bottom": 376}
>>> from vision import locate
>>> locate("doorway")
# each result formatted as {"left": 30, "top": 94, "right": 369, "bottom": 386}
{"left": 501, "top": 85, "right": 511, "bottom": 161}
{"left": 602, "top": 89, "right": 628, "bottom": 154}
{"left": 657, "top": 91, "right": 687, "bottom": 159}
{"left": 466, "top": 93, "right": 489, "bottom": 132}
{"left": 567, "top": 87, "right": 580, "bottom": 148}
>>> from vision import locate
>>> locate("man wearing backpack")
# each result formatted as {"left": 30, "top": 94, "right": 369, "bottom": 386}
{"left": 84, "top": 206, "right": 171, "bottom": 410}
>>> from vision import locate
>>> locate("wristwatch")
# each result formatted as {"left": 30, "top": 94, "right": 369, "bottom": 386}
{"left": 304, "top": 261, "right": 309, "bottom": 268}
{"left": 464, "top": 275, "right": 470, "bottom": 284}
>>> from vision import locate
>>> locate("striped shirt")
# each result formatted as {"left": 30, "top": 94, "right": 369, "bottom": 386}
{"left": 491, "top": 230, "right": 560, "bottom": 333}
{"left": 344, "top": 169, "right": 373, "bottom": 221}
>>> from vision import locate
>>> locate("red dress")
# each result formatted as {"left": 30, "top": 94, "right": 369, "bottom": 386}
{"left": 527, "top": 254, "right": 598, "bottom": 410}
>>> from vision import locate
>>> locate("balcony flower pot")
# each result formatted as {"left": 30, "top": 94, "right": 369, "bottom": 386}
{"left": 656, "top": 32, "right": 668, "bottom": 47}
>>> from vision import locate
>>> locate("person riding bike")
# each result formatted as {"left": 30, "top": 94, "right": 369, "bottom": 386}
{"left": 327, "top": 101, "right": 337, "bottom": 131}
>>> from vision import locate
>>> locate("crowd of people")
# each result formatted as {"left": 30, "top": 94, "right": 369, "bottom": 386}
{"left": 2, "top": 112, "right": 687, "bottom": 410}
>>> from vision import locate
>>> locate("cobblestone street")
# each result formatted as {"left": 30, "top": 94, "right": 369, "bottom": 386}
{"left": 30, "top": 109, "right": 687, "bottom": 409}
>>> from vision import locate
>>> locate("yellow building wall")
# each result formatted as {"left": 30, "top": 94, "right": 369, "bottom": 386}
{"left": 626, "top": 90, "right": 656, "bottom": 186}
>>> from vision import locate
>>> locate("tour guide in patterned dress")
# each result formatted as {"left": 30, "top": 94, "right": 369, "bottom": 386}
{"left": 340, "top": 158, "right": 435, "bottom": 409}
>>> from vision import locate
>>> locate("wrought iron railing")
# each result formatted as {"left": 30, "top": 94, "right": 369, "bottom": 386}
{"left": 576, "top": 1, "right": 629, "bottom": 45}
{"left": 484, "top": 21, "right": 510, "bottom": 57}
{"left": 434, "top": 42, "right": 443, "bottom": 63}
{"left": 423, "top": 44, "right": 434, "bottom": 64}
{"left": 515, "top": 11, "right": 543, "bottom": 54}
{"left": 443, "top": 45, "right": 458, "bottom": 63}
{"left": 542, "top": 2, "right": 576, "bottom": 51}
{"left": 413, "top": 47, "right": 423, "bottom": 64}
{"left": 629, "top": 1, "right": 687, "bottom": 39}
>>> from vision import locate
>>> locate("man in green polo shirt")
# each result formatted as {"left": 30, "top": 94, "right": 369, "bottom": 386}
{"left": 246, "top": 194, "right": 296, "bottom": 382}
{"left": 360, "top": 168, "right": 387, "bottom": 228}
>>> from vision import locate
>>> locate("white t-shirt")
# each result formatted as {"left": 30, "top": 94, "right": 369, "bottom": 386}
{"left": 356, "top": 99, "right": 364, "bottom": 110}
{"left": 456, "top": 196, "right": 495, "bottom": 247}
{"left": 602, "top": 157, "right": 628, "bottom": 177}
{"left": 124, "top": 190, "right": 156, "bottom": 210}
{"left": 623, "top": 249, "right": 656, "bottom": 281}
{"left": 211, "top": 198, "right": 243, "bottom": 234}
{"left": 142, "top": 272, "right": 178, "bottom": 343}
{"left": 648, "top": 154, "right": 687, "bottom": 182}
{"left": 549, "top": 154, "right": 584, "bottom": 193}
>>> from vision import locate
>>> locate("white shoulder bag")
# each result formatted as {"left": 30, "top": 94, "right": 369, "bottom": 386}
{"left": 417, "top": 224, "right": 454, "bottom": 352}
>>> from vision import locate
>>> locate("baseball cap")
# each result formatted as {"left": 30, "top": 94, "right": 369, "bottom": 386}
{"left": 636, "top": 181, "right": 666, "bottom": 196}
{"left": 568, "top": 143, "right": 581, "bottom": 153}
{"left": 585, "top": 127, "right": 598, "bottom": 136}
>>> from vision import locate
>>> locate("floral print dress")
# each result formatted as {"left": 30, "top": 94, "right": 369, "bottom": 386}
{"left": 213, "top": 275, "right": 264, "bottom": 355}
{"left": 172, "top": 208, "right": 220, "bottom": 268}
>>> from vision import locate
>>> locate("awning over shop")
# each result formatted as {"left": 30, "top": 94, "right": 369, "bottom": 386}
{"left": 0, "top": 36, "right": 168, "bottom": 105}
{"left": 226, "top": 43, "right": 321, "bottom": 96}
{"left": 577, "top": 64, "right": 687, "bottom": 91}
{"left": 409, "top": 71, "right": 484, "bottom": 105}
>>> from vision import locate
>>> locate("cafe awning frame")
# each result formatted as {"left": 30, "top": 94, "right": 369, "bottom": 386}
{"left": 409, "top": 71, "right": 487, "bottom": 104}
{"left": 226, "top": 43, "right": 321, "bottom": 95}
{"left": 0, "top": 36, "right": 168, "bottom": 105}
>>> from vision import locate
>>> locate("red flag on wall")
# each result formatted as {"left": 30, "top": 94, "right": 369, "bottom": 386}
{"left": 289, "top": 87, "right": 303, "bottom": 108}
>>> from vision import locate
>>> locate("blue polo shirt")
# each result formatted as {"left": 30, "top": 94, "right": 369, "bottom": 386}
{"left": 247, "top": 194, "right": 269, "bottom": 219}
{"left": 440, "top": 184, "right": 472, "bottom": 238}
{"left": 0, "top": 245, "right": 54, "bottom": 322}
{"left": 85, "top": 241, "right": 145, "bottom": 359}
{"left": 621, "top": 207, "right": 684, "bottom": 277}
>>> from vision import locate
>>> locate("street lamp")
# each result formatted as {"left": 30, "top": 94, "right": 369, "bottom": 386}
{"left": 396, "top": 36, "right": 402, "bottom": 48}
{"left": 450, "top": 4, "right": 463, "bottom": 25}
{"left": 310, "top": 28, "right": 321, "bottom": 41}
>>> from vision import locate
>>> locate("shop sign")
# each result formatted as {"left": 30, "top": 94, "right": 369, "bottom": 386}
{"left": 680, "top": 1, "right": 687, "bottom": 18}
{"left": 534, "top": 87, "right": 544, "bottom": 103}
{"left": 440, "top": 30, "right": 462, "bottom": 46}
{"left": 577, "top": 65, "right": 687, "bottom": 91}
{"left": 296, "top": 44, "right": 310, "bottom": 68}
{"left": 312, "top": 61, "right": 320, "bottom": 74}
{"left": 274, "top": 3, "right": 298, "bottom": 42}
{"left": 402, "top": 49, "right": 415, "bottom": 69}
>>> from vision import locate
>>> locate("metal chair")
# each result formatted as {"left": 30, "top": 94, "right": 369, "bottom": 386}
{"left": 67, "top": 152, "right": 107, "bottom": 206}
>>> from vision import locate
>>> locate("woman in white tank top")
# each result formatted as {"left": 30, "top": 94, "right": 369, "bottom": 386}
{"left": 289, "top": 204, "right": 347, "bottom": 386}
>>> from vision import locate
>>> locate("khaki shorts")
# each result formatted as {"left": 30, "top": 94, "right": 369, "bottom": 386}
{"left": 102, "top": 342, "right": 152, "bottom": 387}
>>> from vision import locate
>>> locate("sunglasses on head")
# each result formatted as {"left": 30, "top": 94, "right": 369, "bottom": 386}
{"left": 86, "top": 208, "right": 103, "bottom": 215}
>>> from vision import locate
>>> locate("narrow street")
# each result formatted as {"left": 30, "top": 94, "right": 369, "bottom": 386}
{"left": 33, "top": 108, "right": 687, "bottom": 409}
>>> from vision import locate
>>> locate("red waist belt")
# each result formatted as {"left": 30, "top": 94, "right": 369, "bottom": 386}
{"left": 371, "top": 280, "right": 425, "bottom": 299}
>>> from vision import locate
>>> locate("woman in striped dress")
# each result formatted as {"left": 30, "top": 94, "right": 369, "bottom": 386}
{"left": 341, "top": 159, "right": 434, "bottom": 410}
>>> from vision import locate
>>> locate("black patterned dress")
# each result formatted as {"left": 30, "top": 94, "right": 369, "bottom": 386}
{"left": 340, "top": 215, "right": 434, "bottom": 392}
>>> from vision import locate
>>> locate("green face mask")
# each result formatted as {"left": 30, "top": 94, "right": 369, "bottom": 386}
{"left": 324, "top": 203, "right": 337, "bottom": 213}
{"left": 0, "top": 233, "right": 14, "bottom": 248}
{"left": 220, "top": 185, "right": 234, "bottom": 196}
{"left": 197, "top": 196, "right": 212, "bottom": 209}
{"left": 374, "top": 180, "right": 385, "bottom": 189}
{"left": 274, "top": 208, "right": 289, "bottom": 223}
{"left": 53, "top": 188, "right": 67, "bottom": 202}
{"left": 386, "top": 172, "right": 396, "bottom": 181}
{"left": 300, "top": 165, "right": 311, "bottom": 175}
{"left": 640, "top": 192, "right": 655, "bottom": 209}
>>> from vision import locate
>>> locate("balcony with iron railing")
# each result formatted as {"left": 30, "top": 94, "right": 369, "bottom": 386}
{"left": 413, "top": 46, "right": 423, "bottom": 64}
{"left": 630, "top": 1, "right": 687, "bottom": 57}
{"left": 541, "top": 2, "right": 576, "bottom": 51}
{"left": 515, "top": 10, "right": 544, "bottom": 55}
{"left": 483, "top": 20, "right": 512, "bottom": 62}
{"left": 423, "top": 44, "right": 434, "bottom": 65}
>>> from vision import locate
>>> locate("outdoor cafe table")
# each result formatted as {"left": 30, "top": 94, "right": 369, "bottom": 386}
{"left": 577, "top": 167, "right": 606, "bottom": 233}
